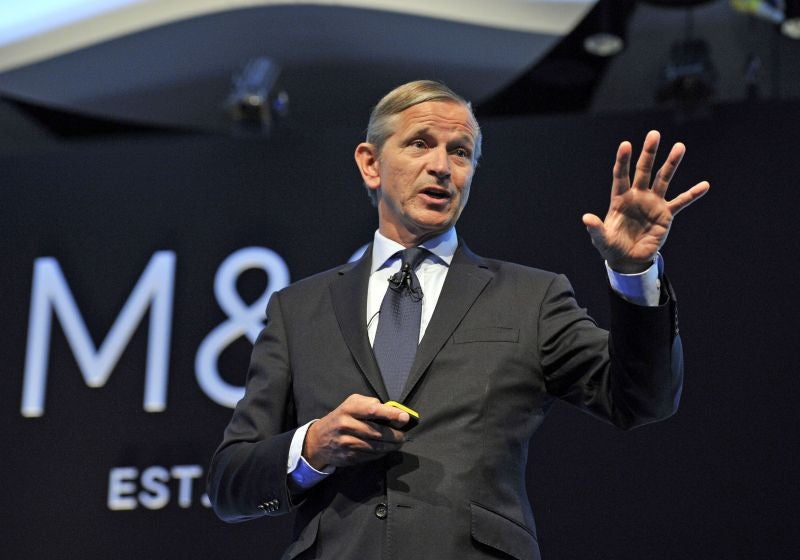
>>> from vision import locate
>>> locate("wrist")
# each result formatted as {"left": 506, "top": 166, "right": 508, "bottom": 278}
{"left": 302, "top": 422, "right": 329, "bottom": 471}
{"left": 607, "top": 255, "right": 656, "bottom": 275}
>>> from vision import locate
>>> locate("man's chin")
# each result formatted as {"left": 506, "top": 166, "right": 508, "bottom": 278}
{"left": 379, "top": 207, "right": 460, "bottom": 243}
{"left": 414, "top": 207, "right": 459, "bottom": 226}
{"left": 407, "top": 218, "right": 457, "bottom": 242}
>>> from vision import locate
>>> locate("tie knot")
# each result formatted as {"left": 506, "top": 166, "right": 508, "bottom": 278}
{"left": 400, "top": 247, "right": 428, "bottom": 271}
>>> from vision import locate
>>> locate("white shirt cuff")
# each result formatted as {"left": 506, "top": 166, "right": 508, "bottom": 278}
{"left": 605, "top": 253, "right": 663, "bottom": 307}
{"left": 287, "top": 420, "right": 335, "bottom": 489}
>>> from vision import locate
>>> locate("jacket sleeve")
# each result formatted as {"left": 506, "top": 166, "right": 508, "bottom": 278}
{"left": 540, "top": 273, "right": 683, "bottom": 430}
{"left": 207, "top": 291, "right": 299, "bottom": 521}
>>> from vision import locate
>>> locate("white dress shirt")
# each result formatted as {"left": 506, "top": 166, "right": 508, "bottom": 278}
{"left": 366, "top": 228, "right": 458, "bottom": 344}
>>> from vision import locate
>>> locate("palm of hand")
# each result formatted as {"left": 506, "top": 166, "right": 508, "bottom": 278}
{"left": 599, "top": 189, "right": 673, "bottom": 272}
{"left": 582, "top": 130, "right": 709, "bottom": 273}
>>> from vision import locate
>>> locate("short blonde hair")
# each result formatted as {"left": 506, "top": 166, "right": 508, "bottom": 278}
{"left": 363, "top": 80, "right": 482, "bottom": 204}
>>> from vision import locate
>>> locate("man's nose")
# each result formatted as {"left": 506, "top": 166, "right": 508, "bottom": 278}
{"left": 427, "top": 148, "right": 451, "bottom": 180}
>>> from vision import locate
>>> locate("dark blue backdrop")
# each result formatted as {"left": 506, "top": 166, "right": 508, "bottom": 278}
{"left": 2, "top": 99, "right": 797, "bottom": 559}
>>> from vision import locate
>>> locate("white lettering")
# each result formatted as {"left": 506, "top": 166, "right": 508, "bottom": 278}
{"left": 195, "top": 247, "right": 289, "bottom": 408}
{"left": 21, "top": 252, "right": 176, "bottom": 417}
{"left": 107, "top": 464, "right": 210, "bottom": 511}
{"left": 108, "top": 467, "right": 139, "bottom": 511}
{"left": 171, "top": 464, "right": 203, "bottom": 508}
{"left": 138, "top": 466, "right": 170, "bottom": 510}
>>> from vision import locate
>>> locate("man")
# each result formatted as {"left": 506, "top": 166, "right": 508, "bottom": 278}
{"left": 208, "top": 80, "right": 709, "bottom": 560}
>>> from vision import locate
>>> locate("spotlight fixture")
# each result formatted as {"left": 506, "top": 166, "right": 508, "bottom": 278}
{"left": 730, "top": 0, "right": 800, "bottom": 38}
{"left": 225, "top": 57, "right": 289, "bottom": 134}
{"left": 583, "top": 32, "right": 625, "bottom": 57}
{"left": 656, "top": 38, "right": 717, "bottom": 109}
{"left": 782, "top": 0, "right": 800, "bottom": 38}
{"left": 582, "top": 0, "right": 628, "bottom": 57}
{"left": 730, "top": 0, "right": 785, "bottom": 23}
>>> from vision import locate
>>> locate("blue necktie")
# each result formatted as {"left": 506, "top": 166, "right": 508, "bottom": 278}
{"left": 373, "top": 247, "right": 428, "bottom": 400}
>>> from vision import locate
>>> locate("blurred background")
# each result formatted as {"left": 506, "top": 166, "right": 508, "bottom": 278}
{"left": 2, "top": 1, "right": 798, "bottom": 558}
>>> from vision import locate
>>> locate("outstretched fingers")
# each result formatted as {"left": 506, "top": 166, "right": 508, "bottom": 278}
{"left": 652, "top": 142, "right": 686, "bottom": 197}
{"left": 632, "top": 130, "right": 661, "bottom": 191}
{"left": 611, "top": 141, "right": 633, "bottom": 196}
{"left": 667, "top": 181, "right": 711, "bottom": 215}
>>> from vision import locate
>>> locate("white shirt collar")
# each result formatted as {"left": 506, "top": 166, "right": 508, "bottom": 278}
{"left": 371, "top": 228, "right": 458, "bottom": 272}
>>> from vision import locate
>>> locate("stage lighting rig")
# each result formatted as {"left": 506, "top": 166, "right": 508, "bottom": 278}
{"left": 225, "top": 57, "right": 289, "bottom": 135}
{"left": 730, "top": 0, "right": 785, "bottom": 23}
{"left": 656, "top": 37, "right": 717, "bottom": 110}
{"left": 730, "top": 0, "right": 800, "bottom": 38}
{"left": 582, "top": 0, "right": 629, "bottom": 57}
{"left": 782, "top": 0, "right": 800, "bottom": 38}
{"left": 652, "top": 4, "right": 717, "bottom": 113}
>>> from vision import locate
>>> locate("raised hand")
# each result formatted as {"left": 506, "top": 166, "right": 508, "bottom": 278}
{"left": 582, "top": 130, "right": 710, "bottom": 273}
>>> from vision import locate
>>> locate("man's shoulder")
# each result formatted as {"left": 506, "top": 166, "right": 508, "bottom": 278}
{"left": 281, "top": 263, "right": 351, "bottom": 292}
{"left": 488, "top": 257, "right": 558, "bottom": 277}
{"left": 459, "top": 246, "right": 561, "bottom": 283}
{"left": 274, "top": 258, "right": 365, "bottom": 303}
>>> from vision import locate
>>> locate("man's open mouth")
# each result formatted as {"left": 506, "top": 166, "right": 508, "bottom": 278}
{"left": 421, "top": 188, "right": 451, "bottom": 200}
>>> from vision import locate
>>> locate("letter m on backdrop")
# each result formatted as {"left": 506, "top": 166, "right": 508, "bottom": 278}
{"left": 21, "top": 252, "right": 176, "bottom": 417}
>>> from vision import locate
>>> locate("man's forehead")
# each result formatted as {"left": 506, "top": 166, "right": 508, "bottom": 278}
{"left": 394, "top": 101, "right": 478, "bottom": 140}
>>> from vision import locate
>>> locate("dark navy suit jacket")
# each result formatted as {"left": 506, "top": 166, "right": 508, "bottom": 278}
{"left": 208, "top": 242, "right": 683, "bottom": 560}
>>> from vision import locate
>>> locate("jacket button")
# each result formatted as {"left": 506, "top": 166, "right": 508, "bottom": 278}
{"left": 257, "top": 498, "right": 280, "bottom": 513}
{"left": 375, "top": 503, "right": 388, "bottom": 519}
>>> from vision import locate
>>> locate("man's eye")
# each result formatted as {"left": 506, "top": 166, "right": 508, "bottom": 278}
{"left": 453, "top": 148, "right": 470, "bottom": 158}
{"left": 410, "top": 140, "right": 427, "bottom": 149}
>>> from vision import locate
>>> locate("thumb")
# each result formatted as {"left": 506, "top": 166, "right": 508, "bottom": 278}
{"left": 389, "top": 411, "right": 410, "bottom": 430}
{"left": 581, "top": 213, "right": 605, "bottom": 246}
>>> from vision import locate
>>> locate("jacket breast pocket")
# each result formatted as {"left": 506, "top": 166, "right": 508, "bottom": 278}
{"left": 453, "top": 326, "right": 519, "bottom": 344}
{"left": 470, "top": 502, "right": 540, "bottom": 560}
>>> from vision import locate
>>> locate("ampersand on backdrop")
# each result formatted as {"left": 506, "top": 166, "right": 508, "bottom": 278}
{"left": 195, "top": 247, "right": 290, "bottom": 408}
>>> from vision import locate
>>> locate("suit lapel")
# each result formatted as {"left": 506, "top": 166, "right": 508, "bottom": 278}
{"left": 400, "top": 242, "right": 493, "bottom": 402}
{"left": 329, "top": 245, "right": 389, "bottom": 400}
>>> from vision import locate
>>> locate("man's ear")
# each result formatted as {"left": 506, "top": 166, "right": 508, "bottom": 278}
{"left": 354, "top": 143, "right": 381, "bottom": 191}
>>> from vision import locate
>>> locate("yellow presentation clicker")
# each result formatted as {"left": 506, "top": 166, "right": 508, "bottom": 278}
{"left": 385, "top": 401, "right": 420, "bottom": 431}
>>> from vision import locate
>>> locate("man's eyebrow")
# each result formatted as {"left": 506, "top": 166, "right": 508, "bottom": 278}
{"left": 403, "top": 126, "right": 475, "bottom": 145}
{"left": 403, "top": 126, "right": 431, "bottom": 139}
{"left": 446, "top": 133, "right": 476, "bottom": 150}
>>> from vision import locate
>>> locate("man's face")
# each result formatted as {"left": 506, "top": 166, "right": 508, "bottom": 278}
{"left": 356, "top": 100, "right": 479, "bottom": 246}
